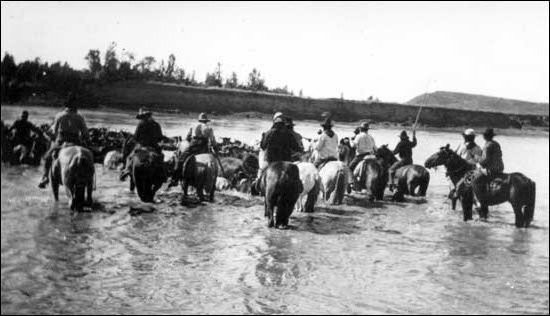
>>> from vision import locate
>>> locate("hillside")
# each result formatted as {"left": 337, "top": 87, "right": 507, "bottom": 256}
{"left": 407, "top": 91, "right": 549, "bottom": 116}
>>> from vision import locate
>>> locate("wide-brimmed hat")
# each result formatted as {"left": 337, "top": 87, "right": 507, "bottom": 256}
{"left": 321, "top": 118, "right": 334, "bottom": 128}
{"left": 483, "top": 128, "right": 495, "bottom": 138}
{"left": 360, "top": 122, "right": 370, "bottom": 130}
{"left": 273, "top": 112, "right": 283, "bottom": 121}
{"left": 463, "top": 128, "right": 475, "bottom": 136}
{"left": 198, "top": 112, "right": 210, "bottom": 122}
{"left": 399, "top": 130, "right": 409, "bottom": 139}
{"left": 285, "top": 117, "right": 295, "bottom": 126}
{"left": 136, "top": 107, "right": 152, "bottom": 119}
{"left": 273, "top": 116, "right": 285, "bottom": 124}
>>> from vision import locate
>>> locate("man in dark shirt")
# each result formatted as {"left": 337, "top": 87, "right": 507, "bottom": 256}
{"left": 388, "top": 130, "right": 417, "bottom": 191}
{"left": 120, "top": 108, "right": 164, "bottom": 181}
{"left": 285, "top": 117, "right": 304, "bottom": 161}
{"left": 8, "top": 111, "right": 43, "bottom": 148}
{"left": 261, "top": 116, "right": 301, "bottom": 163}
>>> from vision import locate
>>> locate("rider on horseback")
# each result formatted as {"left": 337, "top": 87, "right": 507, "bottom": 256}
{"left": 285, "top": 117, "right": 304, "bottom": 161}
{"left": 456, "top": 128, "right": 482, "bottom": 166}
{"left": 471, "top": 128, "right": 504, "bottom": 199}
{"left": 251, "top": 113, "right": 301, "bottom": 195}
{"left": 349, "top": 122, "right": 377, "bottom": 171}
{"left": 120, "top": 108, "right": 165, "bottom": 181}
{"left": 388, "top": 130, "right": 417, "bottom": 191}
{"left": 8, "top": 111, "right": 44, "bottom": 149}
{"left": 168, "top": 112, "right": 217, "bottom": 187}
{"left": 313, "top": 118, "right": 339, "bottom": 169}
{"left": 38, "top": 98, "right": 90, "bottom": 188}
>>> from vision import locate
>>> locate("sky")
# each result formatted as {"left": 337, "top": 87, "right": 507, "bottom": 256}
{"left": 1, "top": 1, "right": 549, "bottom": 103}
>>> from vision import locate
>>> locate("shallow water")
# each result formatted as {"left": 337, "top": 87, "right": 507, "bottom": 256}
{"left": 1, "top": 105, "right": 549, "bottom": 314}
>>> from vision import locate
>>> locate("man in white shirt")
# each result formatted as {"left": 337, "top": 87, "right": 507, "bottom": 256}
{"left": 313, "top": 119, "right": 339, "bottom": 169}
{"left": 349, "top": 122, "right": 377, "bottom": 171}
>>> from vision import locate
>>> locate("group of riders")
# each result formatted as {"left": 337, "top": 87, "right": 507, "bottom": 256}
{"left": 3, "top": 101, "right": 505, "bottom": 200}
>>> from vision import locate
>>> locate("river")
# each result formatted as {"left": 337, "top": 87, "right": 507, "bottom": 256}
{"left": 1, "top": 105, "right": 548, "bottom": 314}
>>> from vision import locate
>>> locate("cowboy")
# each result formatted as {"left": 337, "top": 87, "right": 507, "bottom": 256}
{"left": 470, "top": 128, "right": 505, "bottom": 206}
{"left": 313, "top": 118, "right": 339, "bottom": 169}
{"left": 388, "top": 130, "right": 417, "bottom": 191}
{"left": 168, "top": 112, "right": 217, "bottom": 187}
{"left": 8, "top": 110, "right": 44, "bottom": 148}
{"left": 38, "top": 100, "right": 89, "bottom": 188}
{"left": 285, "top": 117, "right": 304, "bottom": 161}
{"left": 456, "top": 128, "right": 482, "bottom": 166}
{"left": 120, "top": 108, "right": 164, "bottom": 181}
{"left": 349, "top": 122, "right": 377, "bottom": 171}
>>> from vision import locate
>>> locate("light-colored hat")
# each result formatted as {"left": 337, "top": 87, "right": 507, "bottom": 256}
{"left": 273, "top": 112, "right": 283, "bottom": 121}
{"left": 136, "top": 107, "right": 152, "bottom": 119}
{"left": 198, "top": 112, "right": 210, "bottom": 122}
{"left": 463, "top": 128, "right": 475, "bottom": 136}
{"left": 273, "top": 116, "right": 285, "bottom": 124}
{"left": 360, "top": 122, "right": 370, "bottom": 130}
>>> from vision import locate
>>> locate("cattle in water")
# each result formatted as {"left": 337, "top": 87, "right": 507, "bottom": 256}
{"left": 103, "top": 150, "right": 124, "bottom": 170}
{"left": 376, "top": 145, "right": 430, "bottom": 201}
{"left": 252, "top": 161, "right": 303, "bottom": 229}
{"left": 180, "top": 153, "right": 219, "bottom": 203}
{"left": 50, "top": 145, "right": 95, "bottom": 211}
{"left": 318, "top": 161, "right": 352, "bottom": 205}
{"left": 295, "top": 162, "right": 321, "bottom": 212}
{"left": 216, "top": 176, "right": 231, "bottom": 191}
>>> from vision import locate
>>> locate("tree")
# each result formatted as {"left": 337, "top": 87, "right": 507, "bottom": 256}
{"left": 103, "top": 42, "right": 119, "bottom": 81}
{"left": 174, "top": 67, "right": 185, "bottom": 82}
{"left": 84, "top": 49, "right": 102, "bottom": 78}
{"left": 205, "top": 63, "right": 223, "bottom": 87}
{"left": 165, "top": 54, "right": 176, "bottom": 79}
{"left": 247, "top": 68, "right": 267, "bottom": 91}
{"left": 224, "top": 72, "right": 239, "bottom": 88}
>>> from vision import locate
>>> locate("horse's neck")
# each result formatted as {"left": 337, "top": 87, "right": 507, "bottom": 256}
{"left": 445, "top": 156, "right": 472, "bottom": 183}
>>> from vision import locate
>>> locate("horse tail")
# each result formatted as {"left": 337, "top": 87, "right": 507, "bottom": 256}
{"left": 305, "top": 175, "right": 321, "bottom": 213}
{"left": 522, "top": 180, "right": 536, "bottom": 227}
{"left": 334, "top": 167, "right": 346, "bottom": 205}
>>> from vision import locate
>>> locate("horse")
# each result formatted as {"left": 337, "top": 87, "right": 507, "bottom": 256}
{"left": 338, "top": 137, "right": 355, "bottom": 166}
{"left": 295, "top": 162, "right": 321, "bottom": 212}
{"left": 180, "top": 153, "right": 219, "bottom": 203}
{"left": 376, "top": 145, "right": 430, "bottom": 201}
{"left": 10, "top": 135, "right": 49, "bottom": 166}
{"left": 352, "top": 157, "right": 386, "bottom": 202}
{"left": 126, "top": 145, "right": 166, "bottom": 203}
{"left": 318, "top": 160, "right": 352, "bottom": 205}
{"left": 424, "top": 145, "right": 536, "bottom": 227}
{"left": 253, "top": 161, "right": 303, "bottom": 228}
{"left": 50, "top": 145, "right": 95, "bottom": 211}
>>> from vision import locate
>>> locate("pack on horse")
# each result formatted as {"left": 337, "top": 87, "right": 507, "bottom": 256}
{"left": 50, "top": 144, "right": 95, "bottom": 211}
{"left": 179, "top": 151, "right": 219, "bottom": 203}
{"left": 352, "top": 155, "right": 387, "bottom": 202}
{"left": 377, "top": 145, "right": 430, "bottom": 201}
{"left": 424, "top": 145, "right": 536, "bottom": 227}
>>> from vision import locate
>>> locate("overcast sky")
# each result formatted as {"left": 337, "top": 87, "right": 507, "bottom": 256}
{"left": 1, "top": 1, "right": 548, "bottom": 103}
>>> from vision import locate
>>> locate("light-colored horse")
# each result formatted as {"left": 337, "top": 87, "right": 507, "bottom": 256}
{"left": 294, "top": 162, "right": 321, "bottom": 212}
{"left": 50, "top": 145, "right": 95, "bottom": 211}
{"left": 319, "top": 161, "right": 352, "bottom": 205}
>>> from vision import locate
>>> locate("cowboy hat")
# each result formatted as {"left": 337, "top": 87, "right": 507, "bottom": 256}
{"left": 399, "top": 130, "right": 409, "bottom": 139}
{"left": 273, "top": 116, "right": 285, "bottom": 124}
{"left": 463, "top": 128, "right": 475, "bottom": 136}
{"left": 198, "top": 112, "right": 210, "bottom": 122}
{"left": 273, "top": 112, "right": 283, "bottom": 121}
{"left": 321, "top": 118, "right": 334, "bottom": 128}
{"left": 136, "top": 107, "right": 152, "bottom": 119}
{"left": 483, "top": 128, "right": 495, "bottom": 138}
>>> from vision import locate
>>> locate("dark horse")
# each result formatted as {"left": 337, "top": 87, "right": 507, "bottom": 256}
{"left": 123, "top": 138, "right": 166, "bottom": 203}
{"left": 424, "top": 145, "right": 536, "bottom": 227}
{"left": 253, "top": 161, "right": 303, "bottom": 229}
{"left": 352, "top": 156, "right": 387, "bottom": 202}
{"left": 376, "top": 145, "right": 430, "bottom": 201}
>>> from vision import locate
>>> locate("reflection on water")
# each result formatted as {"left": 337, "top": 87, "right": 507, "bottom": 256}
{"left": 1, "top": 105, "right": 549, "bottom": 314}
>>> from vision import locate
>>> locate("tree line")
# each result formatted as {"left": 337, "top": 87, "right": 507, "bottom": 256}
{"left": 1, "top": 42, "right": 298, "bottom": 105}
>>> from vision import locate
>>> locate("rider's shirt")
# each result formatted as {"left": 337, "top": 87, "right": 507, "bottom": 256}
{"left": 456, "top": 141, "right": 482, "bottom": 165}
{"left": 315, "top": 130, "right": 339, "bottom": 160}
{"left": 352, "top": 132, "right": 377, "bottom": 155}
{"left": 51, "top": 109, "right": 89, "bottom": 143}
{"left": 480, "top": 140, "right": 504, "bottom": 174}
{"left": 134, "top": 118, "right": 163, "bottom": 148}
{"left": 9, "top": 119, "right": 42, "bottom": 144}
{"left": 393, "top": 136, "right": 417, "bottom": 162}
{"left": 189, "top": 122, "right": 216, "bottom": 148}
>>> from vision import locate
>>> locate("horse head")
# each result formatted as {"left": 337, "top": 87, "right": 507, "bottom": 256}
{"left": 375, "top": 144, "right": 397, "bottom": 166}
{"left": 424, "top": 144, "right": 456, "bottom": 169}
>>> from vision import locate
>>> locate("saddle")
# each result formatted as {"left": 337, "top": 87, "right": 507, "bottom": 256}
{"left": 458, "top": 169, "right": 508, "bottom": 198}
{"left": 317, "top": 157, "right": 338, "bottom": 170}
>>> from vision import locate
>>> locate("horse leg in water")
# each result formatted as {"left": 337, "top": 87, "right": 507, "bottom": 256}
{"left": 512, "top": 203, "right": 525, "bottom": 228}
{"left": 265, "top": 192, "right": 276, "bottom": 228}
{"left": 460, "top": 191, "right": 474, "bottom": 221}
{"left": 86, "top": 182, "right": 93, "bottom": 206}
{"left": 129, "top": 177, "right": 135, "bottom": 192}
{"left": 478, "top": 204, "right": 489, "bottom": 221}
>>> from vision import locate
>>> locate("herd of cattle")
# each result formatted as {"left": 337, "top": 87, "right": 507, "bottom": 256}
{"left": 0, "top": 122, "right": 536, "bottom": 229}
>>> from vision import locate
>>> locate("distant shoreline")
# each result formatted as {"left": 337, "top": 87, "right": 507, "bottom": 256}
{"left": 2, "top": 104, "right": 547, "bottom": 137}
